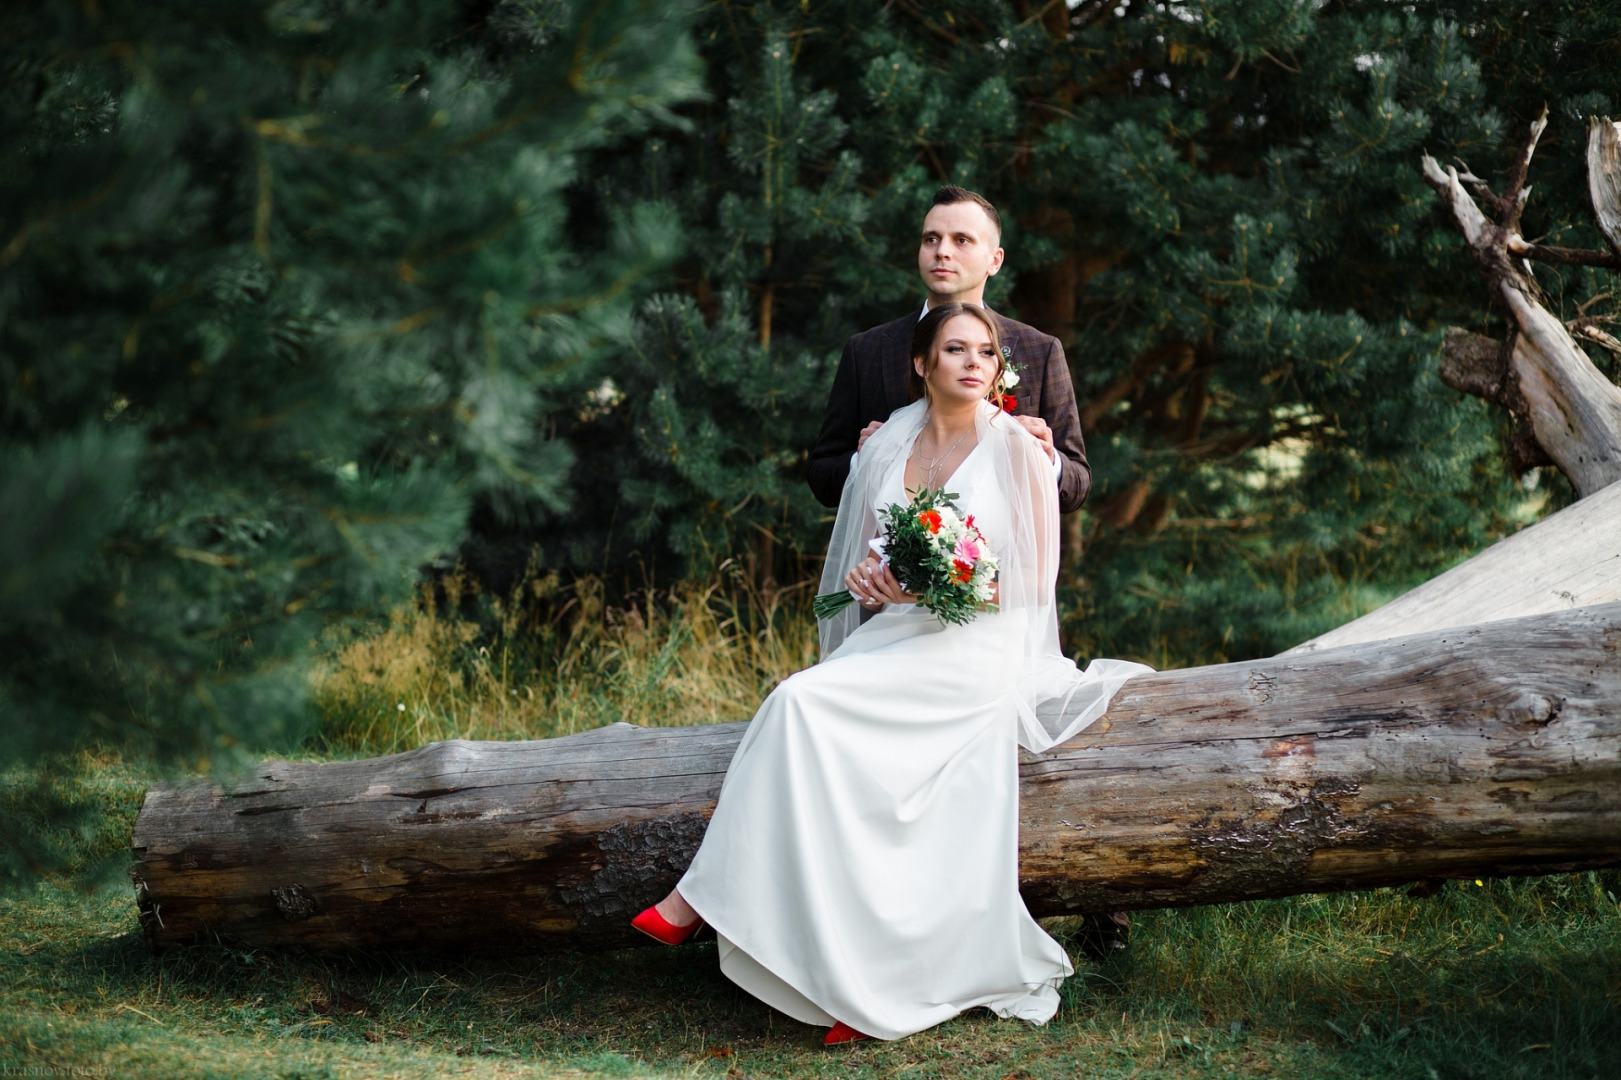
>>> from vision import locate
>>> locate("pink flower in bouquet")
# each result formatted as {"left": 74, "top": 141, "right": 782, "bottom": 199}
{"left": 813, "top": 488, "right": 1001, "bottom": 627}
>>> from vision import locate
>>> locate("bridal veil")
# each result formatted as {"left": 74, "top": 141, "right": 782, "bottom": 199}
{"left": 817, "top": 398, "right": 1148, "bottom": 753}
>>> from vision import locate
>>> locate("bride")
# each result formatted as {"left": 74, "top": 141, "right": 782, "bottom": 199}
{"left": 631, "top": 302, "right": 1151, "bottom": 1044}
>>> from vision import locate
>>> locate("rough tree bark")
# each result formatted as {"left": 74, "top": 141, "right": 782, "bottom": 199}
{"left": 132, "top": 603, "right": 1621, "bottom": 954}
{"left": 1420, "top": 111, "right": 1621, "bottom": 497}
{"left": 1589, "top": 116, "right": 1621, "bottom": 261}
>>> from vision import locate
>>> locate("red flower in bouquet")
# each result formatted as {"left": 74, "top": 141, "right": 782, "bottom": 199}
{"left": 992, "top": 392, "right": 1017, "bottom": 414}
{"left": 814, "top": 489, "right": 1001, "bottom": 627}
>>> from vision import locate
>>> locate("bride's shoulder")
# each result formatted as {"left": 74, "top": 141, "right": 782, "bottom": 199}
{"left": 985, "top": 409, "right": 1051, "bottom": 468}
{"left": 985, "top": 405, "right": 1035, "bottom": 445}
{"left": 864, "top": 400, "right": 926, "bottom": 451}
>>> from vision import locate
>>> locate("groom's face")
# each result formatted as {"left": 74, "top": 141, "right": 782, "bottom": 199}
{"left": 918, "top": 202, "right": 1004, "bottom": 302}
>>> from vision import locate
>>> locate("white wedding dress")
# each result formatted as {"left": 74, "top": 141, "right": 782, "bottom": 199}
{"left": 676, "top": 402, "right": 1149, "bottom": 1041}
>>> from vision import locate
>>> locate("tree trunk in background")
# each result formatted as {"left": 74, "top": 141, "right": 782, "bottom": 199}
{"left": 1282, "top": 118, "right": 1621, "bottom": 655}
{"left": 1588, "top": 116, "right": 1621, "bottom": 261}
{"left": 133, "top": 603, "right": 1621, "bottom": 955}
{"left": 1421, "top": 113, "right": 1621, "bottom": 498}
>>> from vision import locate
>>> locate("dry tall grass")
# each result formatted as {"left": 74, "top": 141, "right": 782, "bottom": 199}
{"left": 309, "top": 563, "right": 820, "bottom": 755}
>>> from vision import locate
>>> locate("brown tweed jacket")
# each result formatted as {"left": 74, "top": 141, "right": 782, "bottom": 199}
{"left": 807, "top": 309, "right": 1091, "bottom": 513}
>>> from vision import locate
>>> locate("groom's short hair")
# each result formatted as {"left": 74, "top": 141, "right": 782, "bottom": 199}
{"left": 930, "top": 186, "right": 1002, "bottom": 239}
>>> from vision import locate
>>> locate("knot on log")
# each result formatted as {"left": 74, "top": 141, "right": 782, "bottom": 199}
{"left": 1503, "top": 691, "right": 1562, "bottom": 729}
{"left": 1439, "top": 328, "right": 1511, "bottom": 405}
{"left": 272, "top": 883, "right": 321, "bottom": 921}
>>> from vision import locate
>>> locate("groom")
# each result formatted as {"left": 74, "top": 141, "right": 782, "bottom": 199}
{"left": 806, "top": 186, "right": 1090, "bottom": 512}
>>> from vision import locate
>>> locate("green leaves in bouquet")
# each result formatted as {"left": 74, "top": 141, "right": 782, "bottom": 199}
{"left": 882, "top": 488, "right": 990, "bottom": 627}
{"left": 0, "top": 0, "right": 701, "bottom": 886}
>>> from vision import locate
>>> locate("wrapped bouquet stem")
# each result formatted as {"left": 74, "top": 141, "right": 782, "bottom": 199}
{"left": 815, "top": 487, "right": 999, "bottom": 626}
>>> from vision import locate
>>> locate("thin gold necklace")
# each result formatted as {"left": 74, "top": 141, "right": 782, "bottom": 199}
{"left": 912, "top": 416, "right": 974, "bottom": 489}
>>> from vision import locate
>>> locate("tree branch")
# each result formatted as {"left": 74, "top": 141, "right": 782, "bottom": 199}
{"left": 1507, "top": 238, "right": 1621, "bottom": 270}
{"left": 1501, "top": 106, "right": 1549, "bottom": 233}
{"left": 1421, "top": 154, "right": 1492, "bottom": 245}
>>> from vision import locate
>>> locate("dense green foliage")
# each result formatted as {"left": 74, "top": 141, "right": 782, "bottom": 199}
{"left": 3, "top": 754, "right": 1619, "bottom": 1078}
{"left": 6, "top": 0, "right": 1621, "bottom": 882}
{"left": 554, "top": 0, "right": 1620, "bottom": 663}
{"left": 0, "top": 0, "right": 700, "bottom": 881}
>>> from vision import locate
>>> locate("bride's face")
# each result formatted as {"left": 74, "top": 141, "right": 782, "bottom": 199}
{"left": 917, "top": 314, "right": 1000, "bottom": 407}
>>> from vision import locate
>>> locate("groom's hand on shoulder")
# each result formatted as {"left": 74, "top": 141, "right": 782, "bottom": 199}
{"left": 857, "top": 420, "right": 884, "bottom": 453}
{"left": 1011, "top": 415, "right": 1056, "bottom": 462}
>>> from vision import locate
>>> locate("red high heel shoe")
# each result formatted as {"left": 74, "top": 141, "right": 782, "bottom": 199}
{"left": 823, "top": 1021, "right": 873, "bottom": 1046}
{"left": 630, "top": 904, "right": 704, "bottom": 945}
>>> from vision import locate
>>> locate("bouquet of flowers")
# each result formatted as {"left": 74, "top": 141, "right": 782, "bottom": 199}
{"left": 815, "top": 487, "right": 999, "bottom": 626}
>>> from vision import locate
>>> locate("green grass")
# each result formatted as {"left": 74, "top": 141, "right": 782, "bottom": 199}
{"left": 307, "top": 568, "right": 820, "bottom": 755}
{"left": 3, "top": 753, "right": 1618, "bottom": 1080}
{"left": 4, "top": 582, "right": 1619, "bottom": 1079}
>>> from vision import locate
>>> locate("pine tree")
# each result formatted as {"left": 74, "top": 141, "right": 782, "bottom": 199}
{"left": 555, "top": 0, "right": 1618, "bottom": 665}
{"left": 593, "top": 16, "right": 883, "bottom": 581}
{"left": 991, "top": 0, "right": 1619, "bottom": 661}
{"left": 545, "top": 2, "right": 1029, "bottom": 585}
{"left": 0, "top": 0, "right": 700, "bottom": 883}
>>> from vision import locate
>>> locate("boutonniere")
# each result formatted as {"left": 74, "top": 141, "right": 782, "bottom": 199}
{"left": 992, "top": 352, "right": 1021, "bottom": 414}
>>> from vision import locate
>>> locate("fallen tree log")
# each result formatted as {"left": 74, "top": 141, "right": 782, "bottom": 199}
{"left": 132, "top": 603, "right": 1621, "bottom": 954}
{"left": 1286, "top": 477, "right": 1621, "bottom": 653}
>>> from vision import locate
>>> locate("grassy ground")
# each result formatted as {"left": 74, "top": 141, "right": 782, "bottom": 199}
{"left": 307, "top": 568, "right": 820, "bottom": 755}
{"left": 3, "top": 581, "right": 1619, "bottom": 1079}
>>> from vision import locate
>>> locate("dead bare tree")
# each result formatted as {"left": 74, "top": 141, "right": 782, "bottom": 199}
{"left": 1287, "top": 116, "right": 1621, "bottom": 652}
{"left": 1421, "top": 110, "right": 1621, "bottom": 497}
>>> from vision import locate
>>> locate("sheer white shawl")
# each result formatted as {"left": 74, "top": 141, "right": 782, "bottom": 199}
{"left": 817, "top": 398, "right": 1152, "bottom": 753}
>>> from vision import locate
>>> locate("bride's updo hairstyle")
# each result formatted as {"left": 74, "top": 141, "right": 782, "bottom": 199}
{"left": 907, "top": 302, "right": 1004, "bottom": 402}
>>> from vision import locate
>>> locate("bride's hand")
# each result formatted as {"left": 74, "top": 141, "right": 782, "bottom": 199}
{"left": 846, "top": 555, "right": 916, "bottom": 609}
{"left": 845, "top": 555, "right": 885, "bottom": 609}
